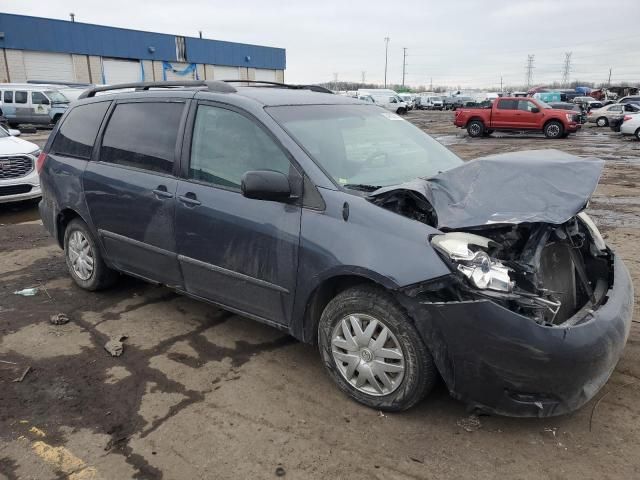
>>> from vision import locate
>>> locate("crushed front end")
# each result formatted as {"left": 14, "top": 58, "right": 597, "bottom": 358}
{"left": 397, "top": 214, "right": 633, "bottom": 417}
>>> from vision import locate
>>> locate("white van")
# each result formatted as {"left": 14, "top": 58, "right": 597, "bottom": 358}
{"left": 357, "top": 89, "right": 408, "bottom": 114}
{"left": 0, "top": 84, "right": 70, "bottom": 127}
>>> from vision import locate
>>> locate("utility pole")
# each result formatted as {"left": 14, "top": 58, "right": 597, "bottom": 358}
{"left": 402, "top": 47, "right": 408, "bottom": 87}
{"left": 69, "top": 13, "right": 76, "bottom": 22}
{"left": 525, "top": 54, "right": 535, "bottom": 88}
{"left": 430, "top": 77, "right": 433, "bottom": 91}
{"left": 361, "top": 71, "right": 366, "bottom": 84}
{"left": 384, "top": 36, "right": 390, "bottom": 88}
{"left": 561, "top": 52, "right": 572, "bottom": 87}
{"left": 333, "top": 72, "right": 338, "bottom": 91}
{"left": 500, "top": 76, "right": 503, "bottom": 93}
{"left": 608, "top": 68, "right": 612, "bottom": 87}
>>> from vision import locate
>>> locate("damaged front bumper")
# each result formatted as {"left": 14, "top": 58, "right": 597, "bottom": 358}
{"left": 401, "top": 254, "right": 633, "bottom": 417}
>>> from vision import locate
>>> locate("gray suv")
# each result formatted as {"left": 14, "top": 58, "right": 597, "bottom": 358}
{"left": 38, "top": 81, "right": 633, "bottom": 416}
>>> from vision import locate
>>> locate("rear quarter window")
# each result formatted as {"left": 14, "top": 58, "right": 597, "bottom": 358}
{"left": 51, "top": 102, "right": 111, "bottom": 159}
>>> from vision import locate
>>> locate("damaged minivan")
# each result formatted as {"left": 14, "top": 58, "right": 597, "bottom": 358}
{"left": 38, "top": 81, "right": 633, "bottom": 417}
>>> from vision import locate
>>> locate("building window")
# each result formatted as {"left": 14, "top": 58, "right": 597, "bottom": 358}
{"left": 175, "top": 36, "right": 187, "bottom": 62}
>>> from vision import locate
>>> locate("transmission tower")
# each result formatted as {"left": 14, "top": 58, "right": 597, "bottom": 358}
{"left": 525, "top": 54, "right": 535, "bottom": 88}
{"left": 402, "top": 48, "right": 408, "bottom": 87}
{"left": 561, "top": 52, "right": 572, "bottom": 86}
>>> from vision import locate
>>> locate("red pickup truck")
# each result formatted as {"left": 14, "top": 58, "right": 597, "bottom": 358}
{"left": 453, "top": 97, "right": 581, "bottom": 139}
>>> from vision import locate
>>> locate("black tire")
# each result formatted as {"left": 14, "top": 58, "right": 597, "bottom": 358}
{"left": 467, "top": 119, "right": 485, "bottom": 137}
{"left": 53, "top": 114, "right": 62, "bottom": 125}
{"left": 635, "top": 128, "right": 640, "bottom": 141}
{"left": 596, "top": 117, "right": 608, "bottom": 127}
{"left": 544, "top": 120, "right": 564, "bottom": 139}
{"left": 63, "top": 218, "right": 118, "bottom": 291}
{"left": 318, "top": 285, "right": 437, "bottom": 411}
{"left": 397, "top": 107, "right": 407, "bottom": 115}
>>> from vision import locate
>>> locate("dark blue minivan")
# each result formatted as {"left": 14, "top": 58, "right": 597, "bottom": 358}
{"left": 38, "top": 81, "right": 633, "bottom": 416}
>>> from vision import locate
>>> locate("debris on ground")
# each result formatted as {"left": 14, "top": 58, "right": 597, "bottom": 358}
{"left": 12, "top": 366, "right": 31, "bottom": 382}
{"left": 104, "top": 335, "right": 128, "bottom": 357}
{"left": 457, "top": 414, "right": 482, "bottom": 432}
{"left": 409, "top": 456, "right": 424, "bottom": 464}
{"left": 50, "top": 313, "right": 70, "bottom": 325}
{"left": 275, "top": 466, "right": 286, "bottom": 477}
{"left": 13, "top": 288, "right": 38, "bottom": 296}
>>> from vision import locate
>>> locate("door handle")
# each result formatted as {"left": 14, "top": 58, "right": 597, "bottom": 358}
{"left": 152, "top": 186, "right": 174, "bottom": 199}
{"left": 178, "top": 192, "right": 201, "bottom": 207}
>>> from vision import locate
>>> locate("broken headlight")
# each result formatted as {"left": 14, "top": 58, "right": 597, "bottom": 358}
{"left": 431, "top": 232, "right": 514, "bottom": 292}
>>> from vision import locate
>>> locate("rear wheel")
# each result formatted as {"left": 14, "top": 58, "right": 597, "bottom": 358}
{"left": 318, "top": 285, "right": 437, "bottom": 411}
{"left": 64, "top": 218, "right": 118, "bottom": 290}
{"left": 635, "top": 128, "right": 640, "bottom": 141}
{"left": 467, "top": 119, "right": 485, "bottom": 137}
{"left": 544, "top": 120, "right": 564, "bottom": 139}
{"left": 596, "top": 117, "right": 608, "bottom": 127}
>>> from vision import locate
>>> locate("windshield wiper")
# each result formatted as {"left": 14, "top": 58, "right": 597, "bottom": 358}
{"left": 343, "top": 183, "right": 382, "bottom": 192}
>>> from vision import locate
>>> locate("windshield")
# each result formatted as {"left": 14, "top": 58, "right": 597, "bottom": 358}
{"left": 536, "top": 99, "right": 552, "bottom": 109}
{"left": 45, "top": 90, "right": 69, "bottom": 103}
{"left": 268, "top": 104, "right": 463, "bottom": 188}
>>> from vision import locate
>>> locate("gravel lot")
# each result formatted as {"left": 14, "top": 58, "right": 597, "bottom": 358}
{"left": 1, "top": 111, "right": 639, "bottom": 479}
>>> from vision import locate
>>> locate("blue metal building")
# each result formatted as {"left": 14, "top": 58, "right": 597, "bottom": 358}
{"left": 0, "top": 13, "right": 286, "bottom": 84}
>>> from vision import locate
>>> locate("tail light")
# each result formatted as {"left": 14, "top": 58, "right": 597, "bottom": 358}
{"left": 623, "top": 115, "right": 633, "bottom": 122}
{"left": 36, "top": 152, "right": 47, "bottom": 174}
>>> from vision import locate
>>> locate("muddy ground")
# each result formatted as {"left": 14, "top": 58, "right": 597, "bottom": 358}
{"left": 1, "top": 112, "right": 639, "bottom": 479}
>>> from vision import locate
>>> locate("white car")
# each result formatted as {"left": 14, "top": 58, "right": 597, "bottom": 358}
{"left": 398, "top": 93, "right": 415, "bottom": 110}
{"left": 620, "top": 115, "right": 640, "bottom": 140}
{"left": 371, "top": 95, "right": 408, "bottom": 114}
{"left": 0, "top": 126, "right": 41, "bottom": 204}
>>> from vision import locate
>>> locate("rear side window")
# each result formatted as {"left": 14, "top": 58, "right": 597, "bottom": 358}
{"left": 15, "top": 91, "right": 27, "bottom": 104}
{"left": 3, "top": 91, "right": 13, "bottom": 103}
{"left": 51, "top": 102, "right": 110, "bottom": 159}
{"left": 497, "top": 99, "right": 517, "bottom": 110}
{"left": 100, "top": 102, "right": 184, "bottom": 174}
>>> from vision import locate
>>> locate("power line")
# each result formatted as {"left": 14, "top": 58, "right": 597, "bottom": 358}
{"left": 561, "top": 52, "right": 572, "bottom": 86}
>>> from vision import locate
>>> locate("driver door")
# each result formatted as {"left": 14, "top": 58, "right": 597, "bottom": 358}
{"left": 30, "top": 91, "right": 51, "bottom": 124}
{"left": 175, "top": 102, "right": 302, "bottom": 326}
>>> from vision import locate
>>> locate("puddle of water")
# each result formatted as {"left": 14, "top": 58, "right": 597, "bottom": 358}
{"left": 0, "top": 200, "right": 40, "bottom": 225}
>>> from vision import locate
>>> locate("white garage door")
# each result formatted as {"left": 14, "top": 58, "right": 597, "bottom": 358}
{"left": 213, "top": 66, "right": 240, "bottom": 80}
{"left": 255, "top": 69, "right": 277, "bottom": 82}
{"left": 102, "top": 59, "right": 141, "bottom": 84}
{"left": 24, "top": 51, "right": 74, "bottom": 82}
{"left": 163, "top": 62, "right": 197, "bottom": 81}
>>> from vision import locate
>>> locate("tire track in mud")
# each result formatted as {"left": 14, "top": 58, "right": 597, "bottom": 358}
{"left": 0, "top": 223, "right": 296, "bottom": 478}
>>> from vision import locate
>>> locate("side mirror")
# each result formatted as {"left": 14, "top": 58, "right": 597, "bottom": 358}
{"left": 531, "top": 107, "right": 540, "bottom": 113}
{"left": 241, "top": 170, "right": 291, "bottom": 202}
{"left": 8, "top": 129, "right": 20, "bottom": 137}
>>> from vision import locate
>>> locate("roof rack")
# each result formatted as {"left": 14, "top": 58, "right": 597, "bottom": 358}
{"left": 77, "top": 80, "right": 237, "bottom": 99}
{"left": 222, "top": 80, "right": 333, "bottom": 94}
{"left": 27, "top": 80, "right": 94, "bottom": 88}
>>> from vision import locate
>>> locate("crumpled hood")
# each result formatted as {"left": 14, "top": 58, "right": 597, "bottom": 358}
{"left": 370, "top": 149, "right": 604, "bottom": 230}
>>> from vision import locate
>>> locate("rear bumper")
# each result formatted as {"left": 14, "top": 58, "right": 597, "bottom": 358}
{"left": 402, "top": 254, "right": 633, "bottom": 417}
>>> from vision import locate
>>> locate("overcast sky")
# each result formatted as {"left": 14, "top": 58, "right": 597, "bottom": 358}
{"left": 3, "top": 0, "right": 640, "bottom": 89}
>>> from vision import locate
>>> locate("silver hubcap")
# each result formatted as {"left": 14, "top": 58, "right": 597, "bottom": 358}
{"left": 68, "top": 231, "right": 94, "bottom": 281}
{"left": 470, "top": 124, "right": 481, "bottom": 135}
{"left": 331, "top": 314, "right": 405, "bottom": 396}
{"left": 597, "top": 118, "right": 606, "bottom": 126}
{"left": 548, "top": 124, "right": 560, "bottom": 136}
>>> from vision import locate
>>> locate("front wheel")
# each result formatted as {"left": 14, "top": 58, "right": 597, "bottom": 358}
{"left": 635, "top": 128, "right": 640, "bottom": 141}
{"left": 544, "top": 120, "right": 564, "bottom": 139}
{"left": 596, "top": 117, "right": 608, "bottom": 127}
{"left": 64, "top": 218, "right": 118, "bottom": 290}
{"left": 318, "top": 285, "right": 437, "bottom": 411}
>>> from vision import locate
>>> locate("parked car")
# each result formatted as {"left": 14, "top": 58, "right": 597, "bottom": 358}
{"left": 419, "top": 95, "right": 444, "bottom": 110}
{"left": 398, "top": 93, "right": 415, "bottom": 110}
{"left": 370, "top": 94, "right": 408, "bottom": 114}
{"left": 573, "top": 96, "right": 603, "bottom": 110}
{"left": 548, "top": 102, "right": 587, "bottom": 124}
{"left": 0, "top": 125, "right": 41, "bottom": 204}
{"left": 588, "top": 103, "right": 640, "bottom": 127}
{"left": 617, "top": 95, "right": 640, "bottom": 106}
{"left": 38, "top": 80, "right": 633, "bottom": 417}
{"left": 0, "top": 83, "right": 70, "bottom": 127}
{"left": 443, "top": 96, "right": 474, "bottom": 110}
{"left": 620, "top": 114, "right": 640, "bottom": 140}
{"left": 454, "top": 97, "right": 581, "bottom": 138}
